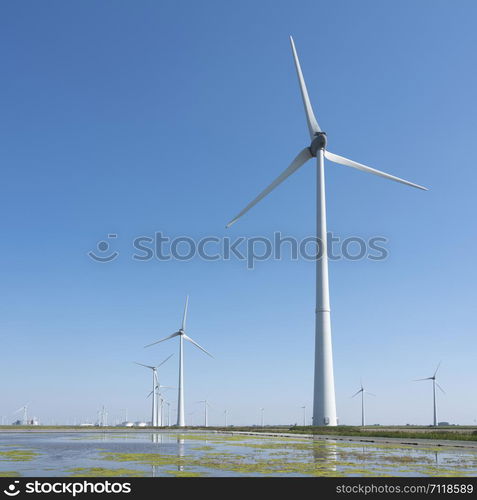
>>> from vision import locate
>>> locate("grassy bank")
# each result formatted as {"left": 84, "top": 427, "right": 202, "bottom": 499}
{"left": 284, "top": 426, "right": 477, "bottom": 442}
{"left": 1, "top": 425, "right": 477, "bottom": 443}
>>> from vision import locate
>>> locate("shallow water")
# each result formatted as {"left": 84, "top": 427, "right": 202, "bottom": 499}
{"left": 0, "top": 431, "right": 476, "bottom": 477}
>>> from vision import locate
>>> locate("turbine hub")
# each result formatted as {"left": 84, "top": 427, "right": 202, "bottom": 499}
{"left": 309, "top": 132, "right": 327, "bottom": 157}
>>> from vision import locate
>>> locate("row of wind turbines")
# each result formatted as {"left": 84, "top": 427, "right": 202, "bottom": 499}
{"left": 123, "top": 34, "right": 430, "bottom": 429}
{"left": 352, "top": 362, "right": 445, "bottom": 427}
{"left": 135, "top": 295, "right": 213, "bottom": 428}
{"left": 134, "top": 292, "right": 445, "bottom": 428}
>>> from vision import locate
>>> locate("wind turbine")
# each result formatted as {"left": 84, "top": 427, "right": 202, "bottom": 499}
{"left": 226, "top": 36, "right": 427, "bottom": 426}
{"left": 135, "top": 354, "right": 173, "bottom": 427}
{"left": 260, "top": 408, "right": 264, "bottom": 427}
{"left": 147, "top": 371, "right": 174, "bottom": 426}
{"left": 351, "top": 381, "right": 375, "bottom": 427}
{"left": 97, "top": 406, "right": 108, "bottom": 427}
{"left": 224, "top": 409, "right": 228, "bottom": 427}
{"left": 301, "top": 405, "right": 307, "bottom": 426}
{"left": 13, "top": 404, "right": 29, "bottom": 425}
{"left": 145, "top": 296, "right": 213, "bottom": 427}
{"left": 197, "top": 400, "right": 211, "bottom": 427}
{"left": 414, "top": 362, "right": 445, "bottom": 427}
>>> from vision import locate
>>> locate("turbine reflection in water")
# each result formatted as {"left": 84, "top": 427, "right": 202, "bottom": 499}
{"left": 312, "top": 439, "right": 337, "bottom": 473}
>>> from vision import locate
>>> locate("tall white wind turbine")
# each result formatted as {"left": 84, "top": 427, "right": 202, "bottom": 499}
{"left": 135, "top": 354, "right": 173, "bottom": 427}
{"left": 145, "top": 296, "right": 213, "bottom": 427}
{"left": 414, "top": 362, "right": 445, "bottom": 427}
{"left": 351, "top": 381, "right": 375, "bottom": 427}
{"left": 226, "top": 36, "right": 427, "bottom": 426}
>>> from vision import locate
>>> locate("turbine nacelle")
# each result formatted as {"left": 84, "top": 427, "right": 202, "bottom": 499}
{"left": 309, "top": 132, "right": 327, "bottom": 157}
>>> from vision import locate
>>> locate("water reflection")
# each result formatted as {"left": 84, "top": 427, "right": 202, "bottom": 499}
{"left": 177, "top": 437, "right": 185, "bottom": 471}
{"left": 312, "top": 438, "right": 337, "bottom": 472}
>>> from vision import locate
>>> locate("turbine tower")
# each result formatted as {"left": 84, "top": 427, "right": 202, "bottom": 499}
{"left": 351, "top": 381, "right": 375, "bottom": 427}
{"left": 226, "top": 36, "right": 427, "bottom": 426}
{"left": 147, "top": 371, "right": 173, "bottom": 426}
{"left": 145, "top": 296, "right": 213, "bottom": 427}
{"left": 414, "top": 362, "right": 445, "bottom": 427}
{"left": 135, "top": 354, "right": 173, "bottom": 427}
{"left": 197, "top": 400, "right": 210, "bottom": 427}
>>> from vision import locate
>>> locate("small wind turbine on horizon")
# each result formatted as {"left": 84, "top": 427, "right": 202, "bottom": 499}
{"left": 135, "top": 354, "right": 173, "bottom": 427}
{"left": 226, "top": 36, "right": 427, "bottom": 426}
{"left": 145, "top": 296, "right": 213, "bottom": 427}
{"left": 414, "top": 362, "right": 445, "bottom": 427}
{"left": 301, "top": 406, "right": 307, "bottom": 426}
{"left": 351, "top": 381, "right": 375, "bottom": 427}
{"left": 197, "top": 400, "right": 211, "bottom": 427}
{"left": 13, "top": 404, "right": 29, "bottom": 426}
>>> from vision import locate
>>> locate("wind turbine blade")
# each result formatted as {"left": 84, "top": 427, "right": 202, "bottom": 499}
{"left": 144, "top": 331, "right": 180, "bottom": 348}
{"left": 226, "top": 147, "right": 312, "bottom": 228}
{"left": 146, "top": 390, "right": 154, "bottom": 399}
{"left": 324, "top": 150, "right": 428, "bottom": 191}
{"left": 434, "top": 361, "right": 442, "bottom": 378}
{"left": 134, "top": 362, "right": 154, "bottom": 370}
{"left": 436, "top": 382, "right": 446, "bottom": 394}
{"left": 156, "top": 353, "right": 174, "bottom": 369}
{"left": 289, "top": 36, "right": 321, "bottom": 137}
{"left": 351, "top": 389, "right": 362, "bottom": 398}
{"left": 182, "top": 295, "right": 189, "bottom": 331}
{"left": 366, "top": 392, "right": 377, "bottom": 397}
{"left": 183, "top": 334, "right": 214, "bottom": 358}
{"left": 413, "top": 377, "right": 433, "bottom": 382}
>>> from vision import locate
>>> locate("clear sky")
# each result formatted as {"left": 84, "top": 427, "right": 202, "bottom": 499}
{"left": 1, "top": 0, "right": 476, "bottom": 427}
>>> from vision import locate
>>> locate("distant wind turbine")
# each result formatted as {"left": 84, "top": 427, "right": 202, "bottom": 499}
{"left": 147, "top": 371, "right": 174, "bottom": 426}
{"left": 414, "top": 362, "right": 445, "bottom": 427}
{"left": 135, "top": 354, "right": 173, "bottom": 427}
{"left": 13, "top": 404, "right": 29, "bottom": 425}
{"left": 197, "top": 400, "right": 211, "bottom": 427}
{"left": 351, "top": 381, "right": 375, "bottom": 427}
{"left": 145, "top": 296, "right": 213, "bottom": 427}
{"left": 301, "top": 405, "right": 307, "bottom": 426}
{"left": 226, "top": 36, "right": 427, "bottom": 426}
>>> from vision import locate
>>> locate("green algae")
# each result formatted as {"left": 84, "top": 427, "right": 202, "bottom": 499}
{"left": 66, "top": 467, "right": 146, "bottom": 477}
{"left": 0, "top": 450, "right": 39, "bottom": 462}
{"left": 0, "top": 471, "right": 21, "bottom": 477}
{"left": 165, "top": 470, "right": 205, "bottom": 477}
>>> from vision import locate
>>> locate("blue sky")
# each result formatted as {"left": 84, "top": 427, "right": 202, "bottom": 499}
{"left": 1, "top": 0, "right": 476, "bottom": 426}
